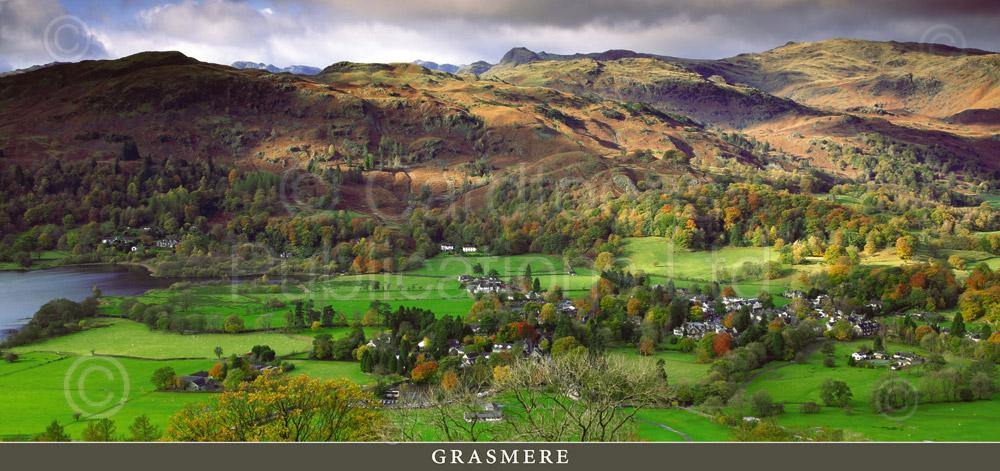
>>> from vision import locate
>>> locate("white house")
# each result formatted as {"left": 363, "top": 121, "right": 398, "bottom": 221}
{"left": 155, "top": 239, "right": 179, "bottom": 249}
{"left": 462, "top": 246, "right": 478, "bottom": 253}
{"left": 440, "top": 244, "right": 455, "bottom": 252}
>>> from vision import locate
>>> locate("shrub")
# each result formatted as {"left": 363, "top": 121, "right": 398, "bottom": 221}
{"left": 871, "top": 377, "right": 917, "bottom": 415}
{"left": 750, "top": 391, "right": 784, "bottom": 417}
{"left": 820, "top": 379, "right": 852, "bottom": 407}
{"left": 223, "top": 315, "right": 245, "bottom": 333}
{"left": 638, "top": 336, "right": 656, "bottom": 356}
{"left": 151, "top": 367, "right": 177, "bottom": 391}
{"left": 801, "top": 402, "right": 822, "bottom": 414}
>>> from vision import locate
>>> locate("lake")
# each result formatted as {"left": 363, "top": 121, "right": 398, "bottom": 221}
{"left": 0, "top": 265, "right": 176, "bottom": 337}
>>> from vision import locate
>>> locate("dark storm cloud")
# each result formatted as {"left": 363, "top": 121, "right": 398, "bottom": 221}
{"left": 297, "top": 0, "right": 999, "bottom": 59}
{"left": 1, "top": 0, "right": 997, "bottom": 71}
{"left": 309, "top": 0, "right": 999, "bottom": 29}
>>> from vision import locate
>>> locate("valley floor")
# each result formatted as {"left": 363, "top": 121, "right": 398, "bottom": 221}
{"left": 3, "top": 238, "right": 998, "bottom": 441}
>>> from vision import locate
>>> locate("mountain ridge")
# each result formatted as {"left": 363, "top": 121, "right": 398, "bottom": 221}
{"left": 1, "top": 40, "right": 997, "bottom": 221}
{"left": 231, "top": 61, "right": 322, "bottom": 75}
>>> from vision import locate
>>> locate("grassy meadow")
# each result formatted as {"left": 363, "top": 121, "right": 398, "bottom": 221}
{"left": 0, "top": 352, "right": 214, "bottom": 440}
{"left": 0, "top": 250, "right": 71, "bottom": 271}
{"left": 11, "top": 319, "right": 324, "bottom": 359}
{"left": 621, "top": 237, "right": 800, "bottom": 299}
{"left": 97, "top": 253, "right": 601, "bottom": 330}
{"left": 982, "top": 194, "right": 1000, "bottom": 209}
{"left": 740, "top": 340, "right": 999, "bottom": 441}
{"left": 608, "top": 347, "right": 710, "bottom": 385}
{"left": 634, "top": 408, "right": 733, "bottom": 442}
{"left": 2, "top": 323, "right": 382, "bottom": 440}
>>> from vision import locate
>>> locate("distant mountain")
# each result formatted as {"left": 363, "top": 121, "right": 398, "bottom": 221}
{"left": 231, "top": 61, "right": 321, "bottom": 75}
{"left": 480, "top": 40, "right": 999, "bottom": 119}
{"left": 477, "top": 42, "right": 999, "bottom": 176}
{"left": 483, "top": 47, "right": 815, "bottom": 127}
{"left": 456, "top": 61, "right": 493, "bottom": 76}
{"left": 498, "top": 47, "right": 541, "bottom": 65}
{"left": 413, "top": 60, "right": 460, "bottom": 74}
{"left": 0, "top": 62, "right": 66, "bottom": 77}
{"left": 682, "top": 39, "right": 999, "bottom": 117}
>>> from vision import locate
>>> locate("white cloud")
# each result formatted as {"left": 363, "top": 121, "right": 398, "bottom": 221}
{"left": 1, "top": 0, "right": 996, "bottom": 71}
{"left": 0, "top": 0, "right": 108, "bottom": 71}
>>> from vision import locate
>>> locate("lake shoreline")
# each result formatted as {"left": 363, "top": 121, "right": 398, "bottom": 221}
{"left": 0, "top": 264, "right": 338, "bottom": 340}
{"left": 0, "top": 265, "right": 179, "bottom": 338}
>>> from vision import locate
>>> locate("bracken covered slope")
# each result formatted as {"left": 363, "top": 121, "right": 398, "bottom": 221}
{"left": 0, "top": 51, "right": 759, "bottom": 217}
{"left": 688, "top": 39, "right": 1000, "bottom": 119}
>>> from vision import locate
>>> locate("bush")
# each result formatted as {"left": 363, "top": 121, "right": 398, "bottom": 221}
{"left": 800, "top": 402, "right": 822, "bottom": 414}
{"left": 823, "top": 355, "right": 836, "bottom": 368}
{"left": 871, "top": 377, "right": 917, "bottom": 415}
{"left": 820, "top": 379, "right": 853, "bottom": 407}
{"left": 750, "top": 390, "right": 784, "bottom": 417}
{"left": 223, "top": 315, "right": 245, "bottom": 333}
{"left": 151, "top": 367, "right": 176, "bottom": 391}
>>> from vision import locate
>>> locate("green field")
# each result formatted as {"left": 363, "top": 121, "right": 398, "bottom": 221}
{"left": 0, "top": 250, "right": 71, "bottom": 271}
{"left": 942, "top": 249, "right": 1000, "bottom": 273}
{"left": 10, "top": 319, "right": 379, "bottom": 360}
{"left": 2, "top": 328, "right": 381, "bottom": 440}
{"left": 8, "top": 249, "right": 999, "bottom": 442}
{"left": 100, "top": 253, "right": 602, "bottom": 329}
{"left": 741, "top": 340, "right": 999, "bottom": 441}
{"left": 287, "top": 359, "right": 375, "bottom": 384}
{"left": 0, "top": 352, "right": 214, "bottom": 440}
{"left": 831, "top": 193, "right": 862, "bottom": 208}
{"left": 622, "top": 237, "right": 797, "bottom": 298}
{"left": 635, "top": 408, "right": 733, "bottom": 442}
{"left": 391, "top": 398, "right": 728, "bottom": 442}
{"left": 624, "top": 238, "right": 779, "bottom": 279}
{"left": 608, "top": 347, "right": 710, "bottom": 385}
{"left": 982, "top": 194, "right": 1000, "bottom": 209}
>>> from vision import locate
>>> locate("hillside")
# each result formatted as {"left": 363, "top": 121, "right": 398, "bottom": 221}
{"left": 0, "top": 52, "right": 759, "bottom": 218}
{"left": 474, "top": 42, "right": 999, "bottom": 182}
{"left": 690, "top": 39, "right": 1000, "bottom": 118}
{"left": 482, "top": 49, "right": 818, "bottom": 128}
{"left": 1, "top": 42, "right": 997, "bottom": 219}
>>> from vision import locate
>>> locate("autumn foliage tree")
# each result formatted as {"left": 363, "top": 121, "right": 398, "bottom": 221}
{"left": 411, "top": 360, "right": 439, "bottom": 383}
{"left": 207, "top": 363, "right": 225, "bottom": 380}
{"left": 895, "top": 236, "right": 915, "bottom": 260}
{"left": 713, "top": 332, "right": 733, "bottom": 357}
{"left": 638, "top": 336, "right": 655, "bottom": 356}
{"left": 441, "top": 369, "right": 459, "bottom": 392}
{"left": 165, "top": 373, "right": 385, "bottom": 441}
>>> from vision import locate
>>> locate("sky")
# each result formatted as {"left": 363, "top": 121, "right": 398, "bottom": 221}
{"left": 0, "top": 0, "right": 998, "bottom": 72}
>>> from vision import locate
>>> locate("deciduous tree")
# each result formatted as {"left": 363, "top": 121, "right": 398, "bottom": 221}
{"left": 166, "top": 374, "right": 385, "bottom": 441}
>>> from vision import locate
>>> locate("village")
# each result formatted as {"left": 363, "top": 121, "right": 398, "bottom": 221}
{"left": 100, "top": 226, "right": 181, "bottom": 253}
